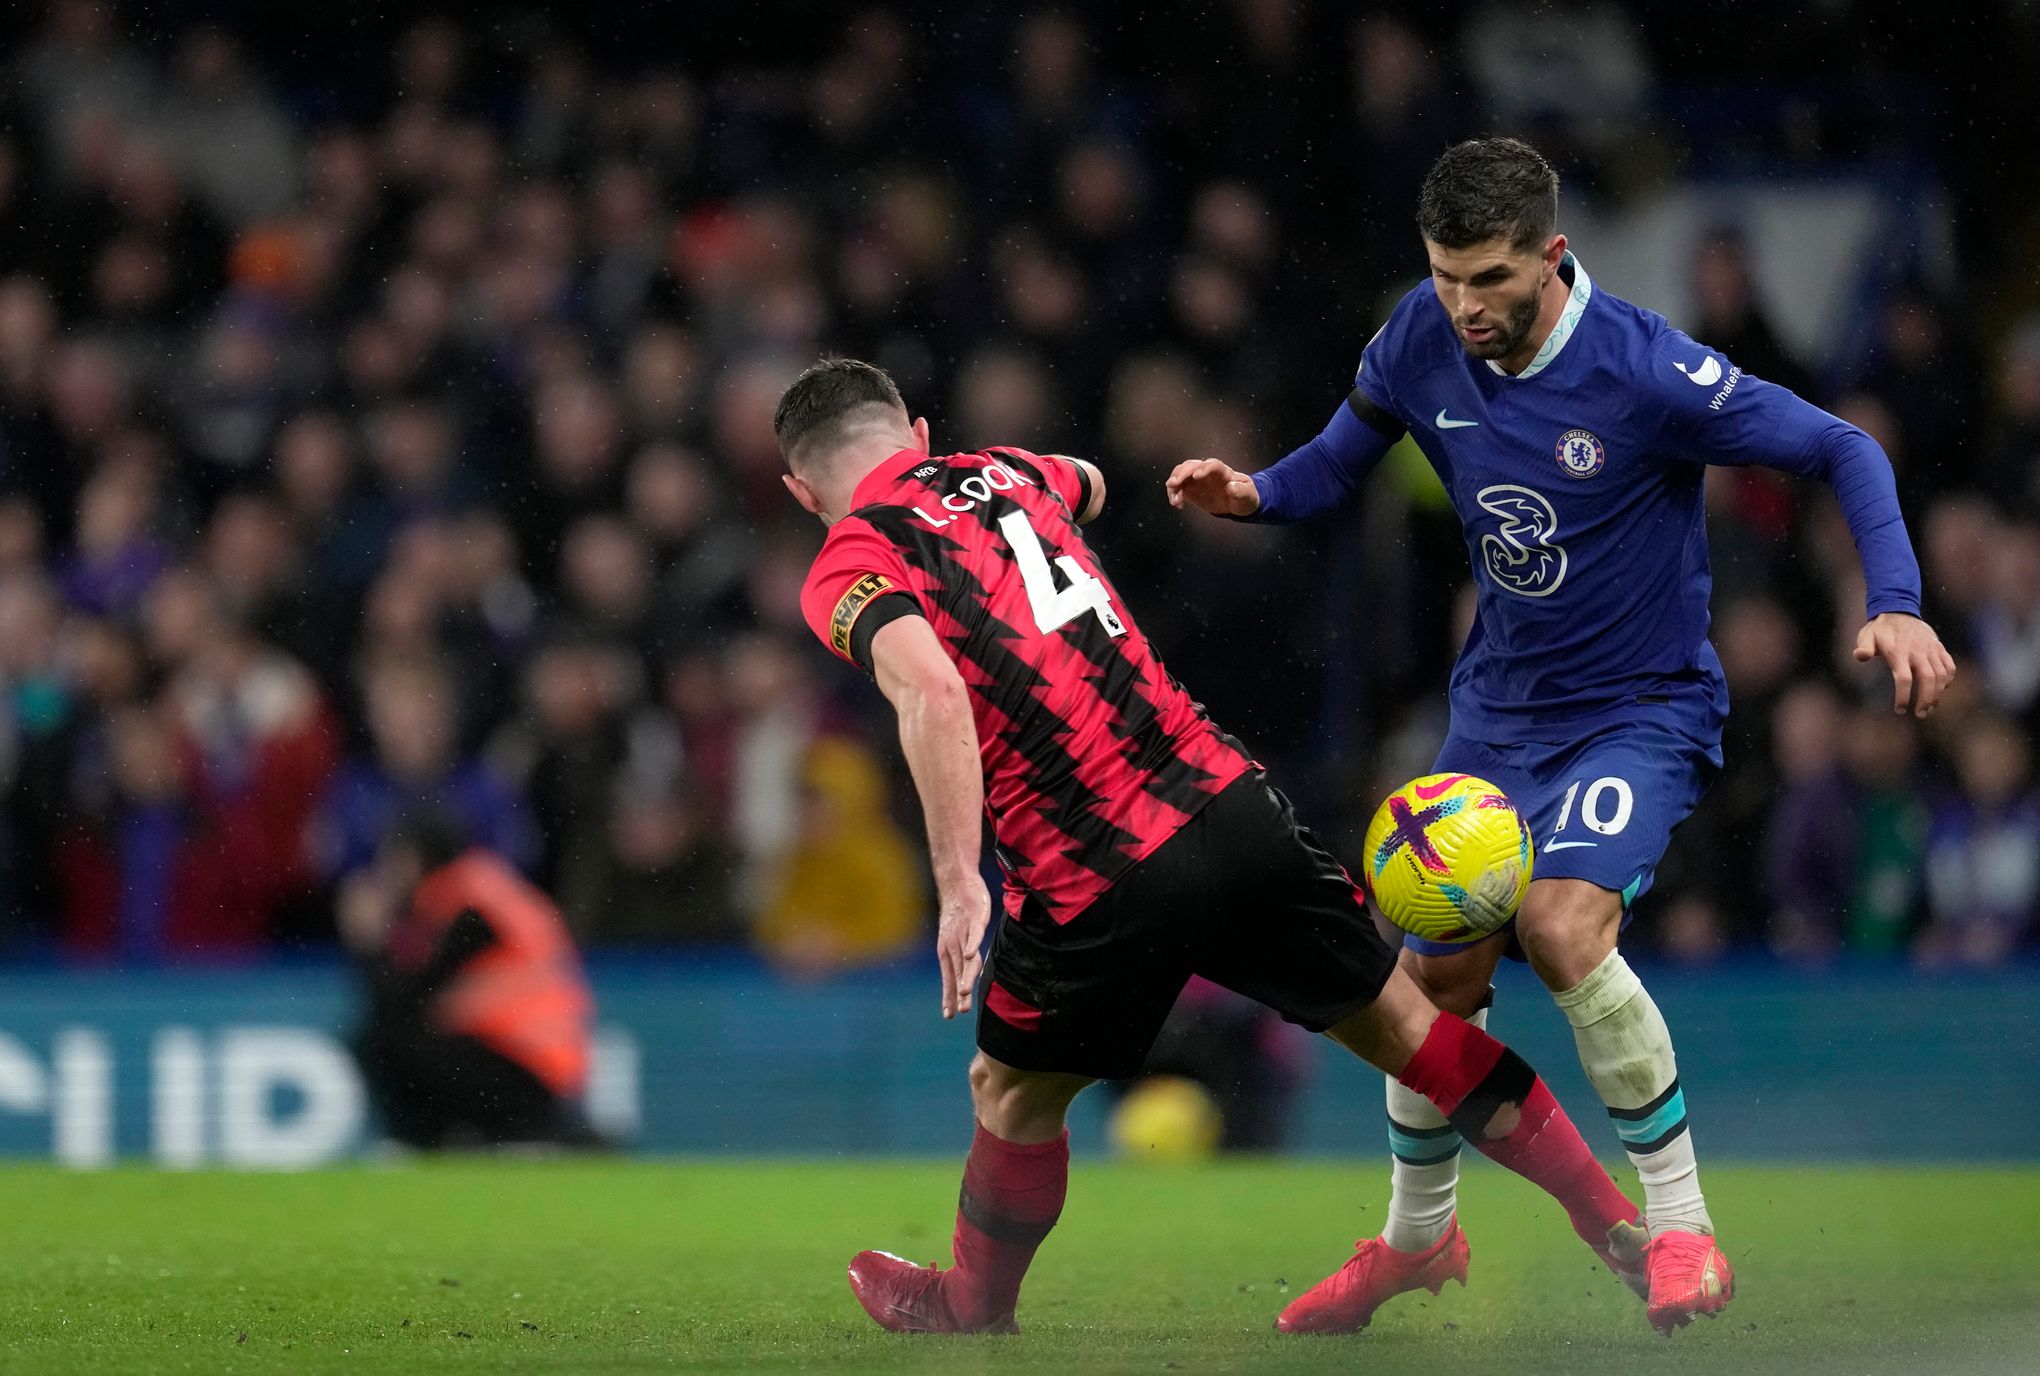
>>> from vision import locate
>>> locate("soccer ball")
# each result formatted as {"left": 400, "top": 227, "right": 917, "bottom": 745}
{"left": 1107, "top": 1075, "right": 1223, "bottom": 1163}
{"left": 1361, "top": 773, "right": 1532, "bottom": 943}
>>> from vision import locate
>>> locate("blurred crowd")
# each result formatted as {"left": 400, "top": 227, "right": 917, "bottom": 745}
{"left": 0, "top": 1, "right": 2035, "bottom": 971}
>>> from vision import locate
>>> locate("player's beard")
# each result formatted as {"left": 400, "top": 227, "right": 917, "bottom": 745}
{"left": 1458, "top": 284, "right": 1545, "bottom": 362}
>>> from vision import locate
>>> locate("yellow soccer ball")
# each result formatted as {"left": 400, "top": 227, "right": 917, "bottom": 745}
{"left": 1107, "top": 1075, "right": 1223, "bottom": 1163}
{"left": 1362, "top": 773, "right": 1532, "bottom": 943}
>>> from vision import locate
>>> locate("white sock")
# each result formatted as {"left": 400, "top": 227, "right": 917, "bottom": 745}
{"left": 1382, "top": 1001, "right": 1489, "bottom": 1253}
{"left": 1553, "top": 950, "right": 1713, "bottom": 1238}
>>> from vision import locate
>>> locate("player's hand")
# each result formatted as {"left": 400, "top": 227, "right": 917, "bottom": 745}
{"left": 1166, "top": 459, "right": 1260, "bottom": 517}
{"left": 1854, "top": 611, "right": 1956, "bottom": 718}
{"left": 935, "top": 874, "right": 993, "bottom": 1020}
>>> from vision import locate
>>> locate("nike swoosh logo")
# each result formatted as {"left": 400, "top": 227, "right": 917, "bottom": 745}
{"left": 1412, "top": 774, "right": 1467, "bottom": 800}
{"left": 1436, "top": 408, "right": 1480, "bottom": 429}
{"left": 1674, "top": 355, "right": 1723, "bottom": 387}
{"left": 1542, "top": 840, "right": 1598, "bottom": 851}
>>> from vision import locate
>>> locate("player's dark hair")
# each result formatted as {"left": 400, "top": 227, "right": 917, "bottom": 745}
{"left": 772, "top": 357, "right": 907, "bottom": 471}
{"left": 1417, "top": 137, "right": 1559, "bottom": 252}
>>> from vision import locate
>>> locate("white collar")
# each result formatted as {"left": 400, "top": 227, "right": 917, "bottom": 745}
{"left": 1486, "top": 251, "right": 1592, "bottom": 380}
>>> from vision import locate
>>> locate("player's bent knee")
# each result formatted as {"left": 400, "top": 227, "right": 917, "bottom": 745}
{"left": 1516, "top": 883, "right": 1620, "bottom": 989}
{"left": 968, "top": 1053, "right": 998, "bottom": 1102}
{"left": 1397, "top": 945, "right": 1497, "bottom": 1018}
{"left": 967, "top": 1053, "right": 1092, "bottom": 1140}
{"left": 1325, "top": 966, "right": 1439, "bottom": 1073}
{"left": 968, "top": 1053, "right": 1025, "bottom": 1115}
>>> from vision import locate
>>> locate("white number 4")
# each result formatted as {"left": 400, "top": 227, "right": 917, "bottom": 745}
{"left": 998, "top": 510, "right": 1126, "bottom": 638}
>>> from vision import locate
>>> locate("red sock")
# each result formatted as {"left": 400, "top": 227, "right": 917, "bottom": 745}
{"left": 945, "top": 1123, "right": 1068, "bottom": 1326}
{"left": 1398, "top": 1012, "right": 1639, "bottom": 1248}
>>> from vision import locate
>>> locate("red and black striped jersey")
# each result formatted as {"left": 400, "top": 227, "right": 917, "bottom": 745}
{"left": 800, "top": 445, "right": 1255, "bottom": 926}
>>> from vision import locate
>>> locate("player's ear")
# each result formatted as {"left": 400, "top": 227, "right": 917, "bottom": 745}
{"left": 910, "top": 416, "right": 931, "bottom": 453}
{"left": 782, "top": 472, "right": 824, "bottom": 518}
{"left": 1543, "top": 233, "right": 1566, "bottom": 276}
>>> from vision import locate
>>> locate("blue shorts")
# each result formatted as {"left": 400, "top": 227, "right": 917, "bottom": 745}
{"left": 1402, "top": 721, "right": 1723, "bottom": 957}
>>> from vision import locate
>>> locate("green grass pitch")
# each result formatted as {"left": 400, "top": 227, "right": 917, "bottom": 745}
{"left": 3, "top": 1158, "right": 2037, "bottom": 1374}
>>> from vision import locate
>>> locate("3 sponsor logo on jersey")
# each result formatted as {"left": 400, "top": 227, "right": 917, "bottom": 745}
{"left": 909, "top": 460, "right": 1037, "bottom": 529}
{"left": 1555, "top": 428, "right": 1605, "bottom": 478}
{"left": 1476, "top": 484, "right": 1568, "bottom": 598}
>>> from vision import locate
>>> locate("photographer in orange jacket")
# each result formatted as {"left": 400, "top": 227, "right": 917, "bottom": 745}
{"left": 342, "top": 810, "right": 603, "bottom": 1149}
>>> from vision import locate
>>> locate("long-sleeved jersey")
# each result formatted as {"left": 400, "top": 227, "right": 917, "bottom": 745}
{"left": 1249, "top": 253, "right": 1922, "bottom": 743}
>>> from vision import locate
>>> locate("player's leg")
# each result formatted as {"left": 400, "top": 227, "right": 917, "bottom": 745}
{"left": 847, "top": 1053, "right": 1092, "bottom": 1335}
{"left": 1380, "top": 938, "right": 1649, "bottom": 1306}
{"left": 1515, "top": 877, "right": 1730, "bottom": 1328}
{"left": 1516, "top": 876, "right": 1710, "bottom": 1228}
{"left": 1517, "top": 727, "right": 1733, "bottom": 1330}
{"left": 1177, "top": 775, "right": 1640, "bottom": 1333}
{"left": 1327, "top": 968, "right": 1642, "bottom": 1253}
{"left": 848, "top": 865, "right": 1188, "bottom": 1335}
{"left": 1272, "top": 972, "right": 1644, "bottom": 1335}
{"left": 1372, "top": 741, "right": 1528, "bottom": 1258}
{"left": 1380, "top": 944, "right": 1499, "bottom": 1254}
{"left": 939, "top": 1054, "right": 1091, "bottom": 1326}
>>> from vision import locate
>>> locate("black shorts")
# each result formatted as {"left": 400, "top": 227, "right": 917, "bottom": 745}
{"left": 976, "top": 771, "right": 1399, "bottom": 1081}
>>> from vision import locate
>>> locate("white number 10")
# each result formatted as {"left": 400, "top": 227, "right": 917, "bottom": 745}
{"left": 997, "top": 510, "right": 1126, "bottom": 639}
{"left": 1554, "top": 775, "right": 1634, "bottom": 836}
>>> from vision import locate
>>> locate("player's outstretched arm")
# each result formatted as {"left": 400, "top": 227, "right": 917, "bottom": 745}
{"left": 870, "top": 612, "right": 991, "bottom": 1019}
{"left": 1649, "top": 333, "right": 1952, "bottom": 714}
{"left": 1854, "top": 612, "right": 1957, "bottom": 718}
{"left": 1166, "top": 391, "right": 1401, "bottom": 523}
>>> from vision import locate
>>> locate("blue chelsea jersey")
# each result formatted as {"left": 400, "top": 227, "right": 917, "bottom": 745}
{"left": 1323, "top": 253, "right": 1920, "bottom": 745}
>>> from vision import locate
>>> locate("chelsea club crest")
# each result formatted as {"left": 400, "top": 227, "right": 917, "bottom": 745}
{"left": 1555, "top": 428, "right": 1605, "bottom": 478}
